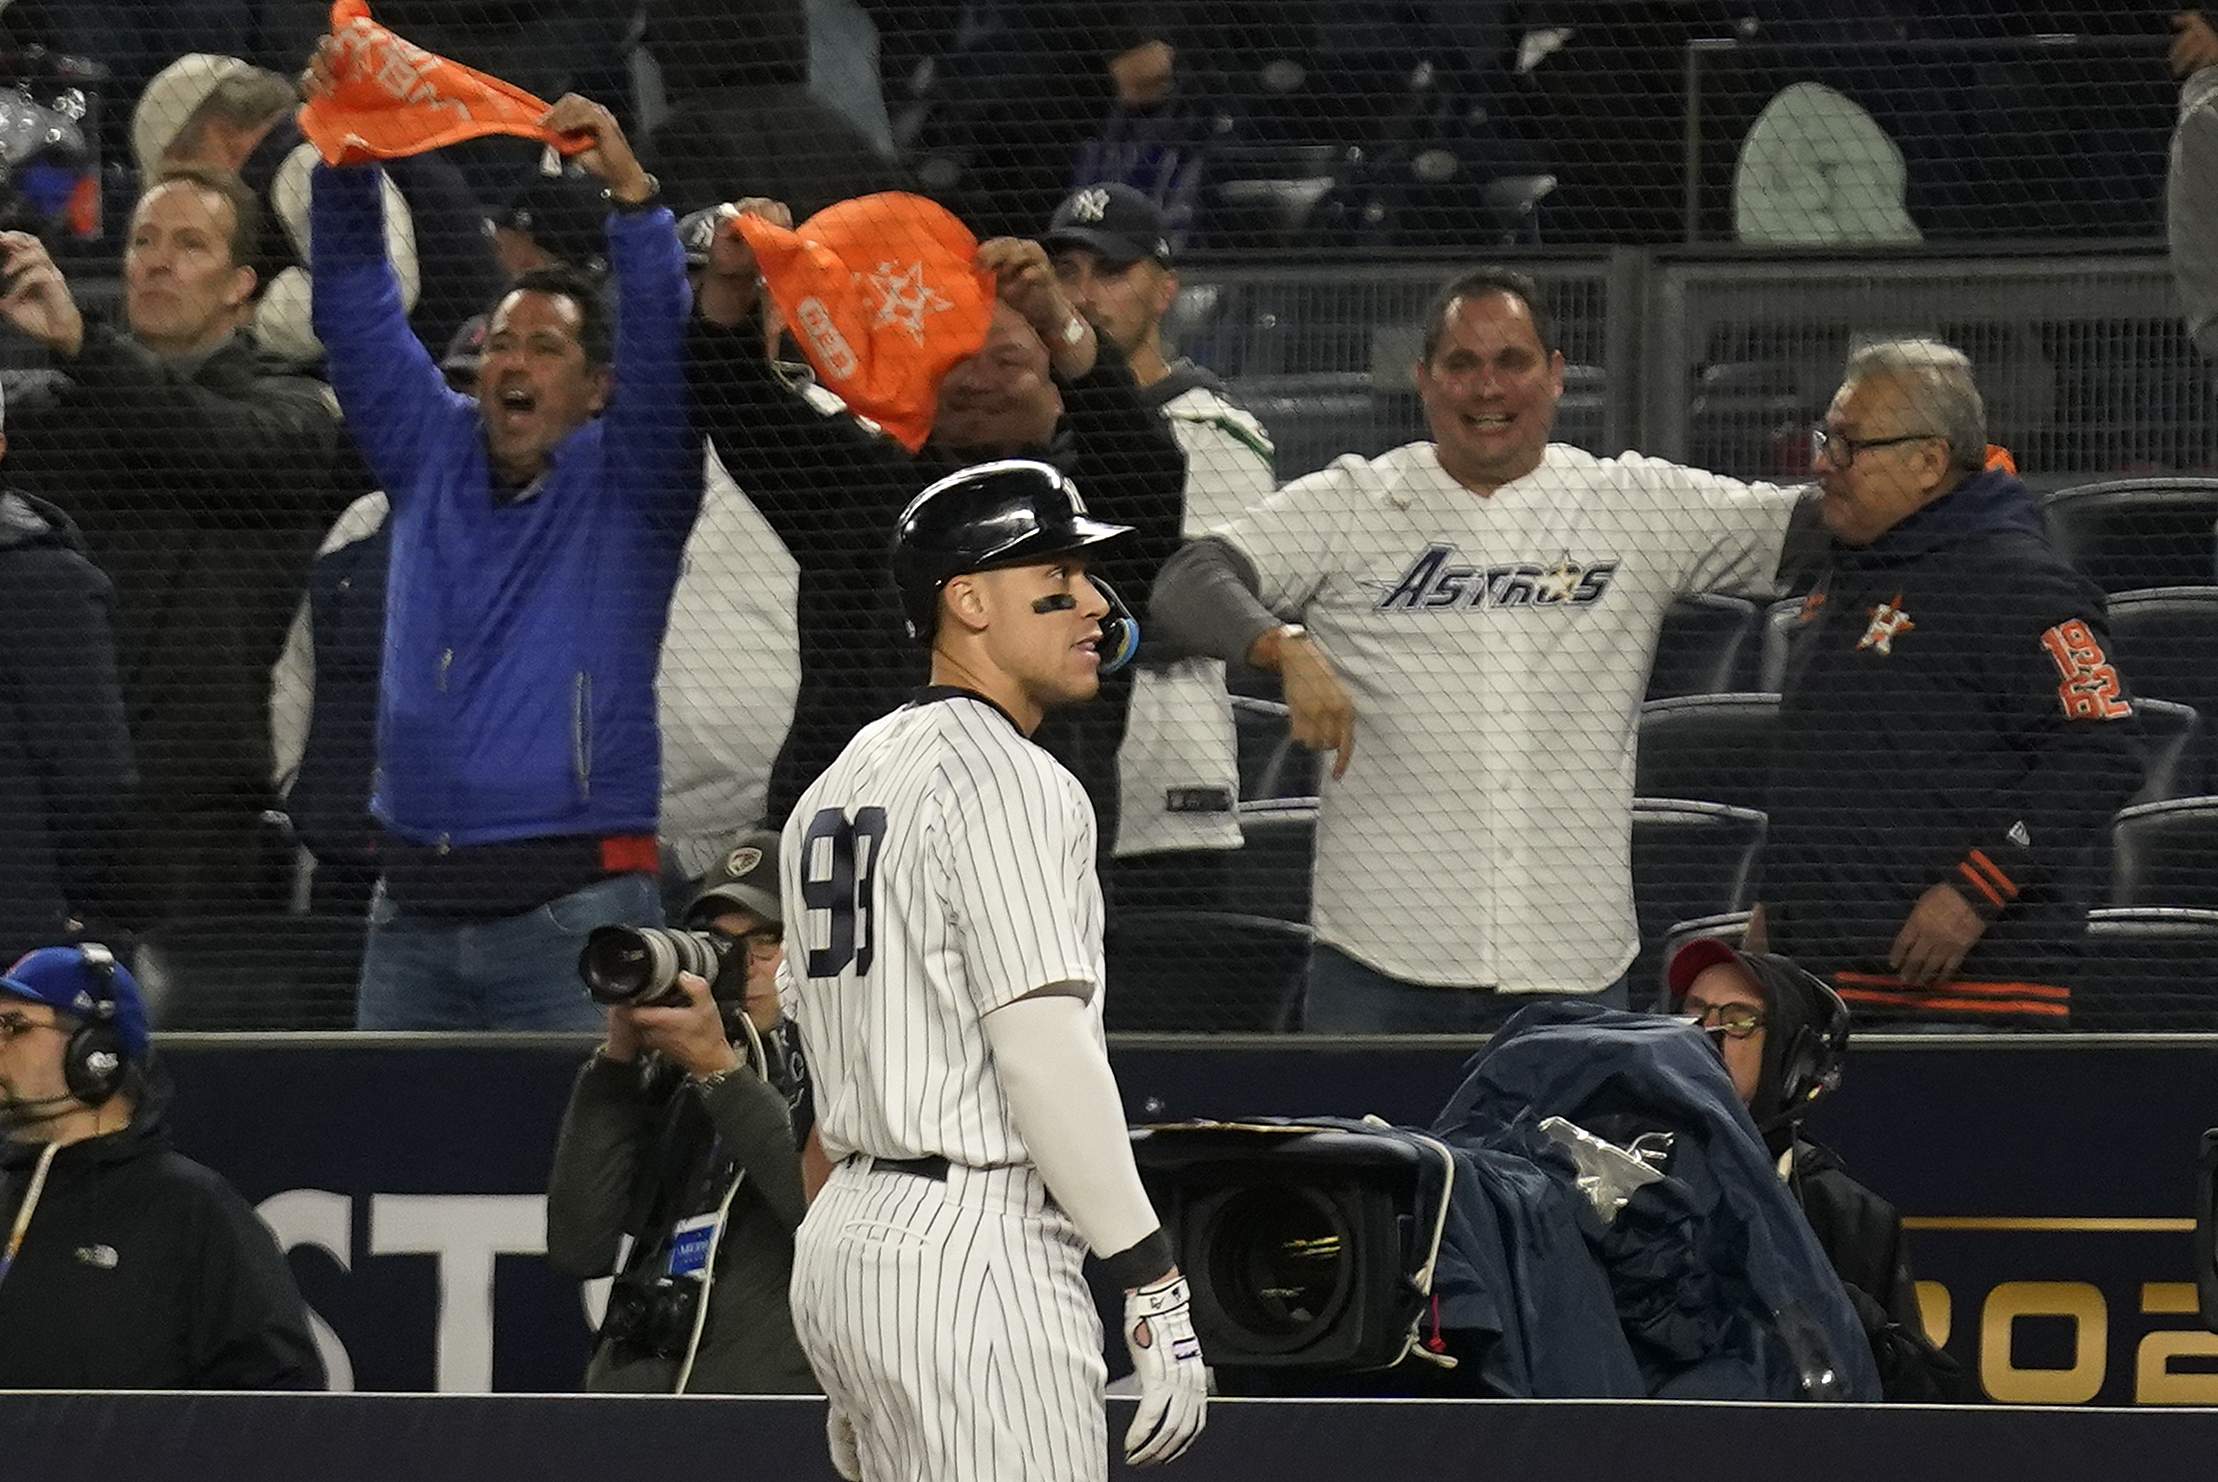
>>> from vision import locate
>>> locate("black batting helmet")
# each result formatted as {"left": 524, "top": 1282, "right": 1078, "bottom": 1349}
{"left": 890, "top": 459, "right": 1135, "bottom": 654}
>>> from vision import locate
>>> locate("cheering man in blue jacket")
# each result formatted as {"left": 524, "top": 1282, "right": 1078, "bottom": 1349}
{"left": 309, "top": 88, "right": 698, "bottom": 1030}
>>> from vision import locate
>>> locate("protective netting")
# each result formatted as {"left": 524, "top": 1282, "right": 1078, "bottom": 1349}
{"left": 0, "top": 3, "right": 2210, "bottom": 1035}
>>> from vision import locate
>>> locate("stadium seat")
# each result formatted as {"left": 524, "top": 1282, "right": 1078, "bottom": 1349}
{"left": 2127, "top": 699, "right": 2204, "bottom": 806}
{"left": 1104, "top": 910, "right": 1313, "bottom": 1032}
{"left": 1647, "top": 594, "right": 1761, "bottom": 700}
{"left": 1630, "top": 800, "right": 1767, "bottom": 1004}
{"left": 2108, "top": 797, "right": 2218, "bottom": 910}
{"left": 1226, "top": 797, "right": 1317, "bottom": 922}
{"left": 1634, "top": 692, "right": 1781, "bottom": 813}
{"left": 134, "top": 913, "right": 366, "bottom": 1031}
{"left": 1757, "top": 597, "right": 1803, "bottom": 692}
{"left": 2107, "top": 587, "right": 2218, "bottom": 790}
{"left": 1231, "top": 372, "right": 1425, "bottom": 482}
{"left": 1233, "top": 693, "right": 1321, "bottom": 801}
{"left": 2038, "top": 479, "right": 2218, "bottom": 594}
{"left": 2074, "top": 908, "right": 2218, "bottom": 1031}
{"left": 1233, "top": 694, "right": 1292, "bottom": 800}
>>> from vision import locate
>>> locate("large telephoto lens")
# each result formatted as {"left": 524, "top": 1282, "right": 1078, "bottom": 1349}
{"left": 578, "top": 926, "right": 724, "bottom": 1007}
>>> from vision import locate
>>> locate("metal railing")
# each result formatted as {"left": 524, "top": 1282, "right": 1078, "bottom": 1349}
{"left": 1182, "top": 248, "right": 2211, "bottom": 483}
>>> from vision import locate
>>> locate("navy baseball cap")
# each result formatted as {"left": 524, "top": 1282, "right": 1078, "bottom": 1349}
{"left": 0, "top": 945, "right": 151, "bottom": 1063}
{"left": 1044, "top": 183, "right": 1173, "bottom": 269}
{"left": 493, "top": 171, "right": 610, "bottom": 277}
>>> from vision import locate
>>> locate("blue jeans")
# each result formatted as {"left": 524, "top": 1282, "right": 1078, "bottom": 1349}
{"left": 355, "top": 872, "right": 660, "bottom": 1030}
{"left": 1303, "top": 943, "right": 1630, "bottom": 1035}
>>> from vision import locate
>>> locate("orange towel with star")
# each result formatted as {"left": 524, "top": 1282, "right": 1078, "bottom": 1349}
{"left": 298, "top": 0, "right": 582, "bottom": 167}
{"left": 735, "top": 193, "right": 997, "bottom": 453}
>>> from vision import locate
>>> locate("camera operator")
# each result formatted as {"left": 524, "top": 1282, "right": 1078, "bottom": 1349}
{"left": 544, "top": 829, "right": 820, "bottom": 1393}
{"left": 0, "top": 944, "right": 323, "bottom": 1389}
{"left": 1668, "top": 937, "right": 1964, "bottom": 1401}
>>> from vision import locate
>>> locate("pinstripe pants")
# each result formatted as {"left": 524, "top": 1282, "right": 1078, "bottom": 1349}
{"left": 792, "top": 1158, "right": 1107, "bottom": 1481}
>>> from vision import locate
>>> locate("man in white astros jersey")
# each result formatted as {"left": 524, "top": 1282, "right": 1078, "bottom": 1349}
{"left": 780, "top": 458, "right": 1207, "bottom": 1481}
{"left": 1148, "top": 265, "right": 1816, "bottom": 1032}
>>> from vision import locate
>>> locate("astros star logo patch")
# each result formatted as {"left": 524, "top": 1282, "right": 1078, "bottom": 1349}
{"left": 1534, "top": 554, "right": 1583, "bottom": 603}
{"left": 1857, "top": 593, "right": 1915, "bottom": 655}
{"left": 865, "top": 259, "right": 953, "bottom": 346}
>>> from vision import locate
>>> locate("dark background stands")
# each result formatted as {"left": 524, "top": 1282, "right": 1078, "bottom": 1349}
{"left": 0, "top": 490, "right": 134, "bottom": 959}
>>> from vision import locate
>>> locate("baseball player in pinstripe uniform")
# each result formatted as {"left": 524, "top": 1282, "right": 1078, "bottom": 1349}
{"left": 780, "top": 458, "right": 1208, "bottom": 1481}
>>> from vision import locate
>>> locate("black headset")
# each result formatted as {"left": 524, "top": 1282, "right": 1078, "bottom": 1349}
{"left": 1769, "top": 967, "right": 1852, "bottom": 1122}
{"left": 62, "top": 942, "right": 128, "bottom": 1107}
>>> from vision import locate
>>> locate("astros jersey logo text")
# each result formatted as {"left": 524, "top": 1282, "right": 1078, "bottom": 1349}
{"left": 1368, "top": 544, "right": 1619, "bottom": 612}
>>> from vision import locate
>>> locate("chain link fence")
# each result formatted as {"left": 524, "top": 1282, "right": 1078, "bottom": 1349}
{"left": 0, "top": 3, "right": 2209, "bottom": 1035}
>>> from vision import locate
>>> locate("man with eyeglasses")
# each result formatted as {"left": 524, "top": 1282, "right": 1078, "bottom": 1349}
{"left": 1667, "top": 936, "right": 1963, "bottom": 1402}
{"left": 1750, "top": 339, "right": 2142, "bottom": 1028}
{"left": 544, "top": 828, "right": 821, "bottom": 1394}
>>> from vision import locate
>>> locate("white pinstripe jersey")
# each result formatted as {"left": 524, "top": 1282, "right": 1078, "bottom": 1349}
{"left": 780, "top": 688, "right": 1107, "bottom": 1169}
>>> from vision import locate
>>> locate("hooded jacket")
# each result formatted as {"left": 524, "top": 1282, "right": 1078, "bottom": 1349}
{"left": 1727, "top": 957, "right": 1966, "bottom": 1402}
{"left": 0, "top": 1064, "right": 323, "bottom": 1390}
{"left": 0, "top": 491, "right": 135, "bottom": 958}
{"left": 1762, "top": 469, "right": 2143, "bottom": 1023}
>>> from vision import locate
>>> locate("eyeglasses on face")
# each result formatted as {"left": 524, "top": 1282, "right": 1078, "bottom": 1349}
{"left": 1684, "top": 1000, "right": 1766, "bottom": 1040}
{"left": 1811, "top": 426, "right": 1943, "bottom": 469}
{"left": 0, "top": 1012, "right": 65, "bottom": 1044}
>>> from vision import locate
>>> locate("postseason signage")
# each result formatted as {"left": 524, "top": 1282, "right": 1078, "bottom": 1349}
{"left": 162, "top": 1035, "right": 2218, "bottom": 1403}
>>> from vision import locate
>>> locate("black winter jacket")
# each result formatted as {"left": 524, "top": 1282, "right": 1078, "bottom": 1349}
{"left": 4, "top": 329, "right": 341, "bottom": 861}
{"left": 686, "top": 318, "right": 1186, "bottom": 838}
{"left": 0, "top": 491, "right": 134, "bottom": 958}
{"left": 1788, "top": 1138, "right": 1966, "bottom": 1403}
{"left": 1762, "top": 471, "right": 2142, "bottom": 1023}
{"left": 0, "top": 1067, "right": 324, "bottom": 1390}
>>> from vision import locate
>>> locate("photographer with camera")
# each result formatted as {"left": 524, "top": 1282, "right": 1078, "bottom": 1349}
{"left": 544, "top": 828, "right": 820, "bottom": 1394}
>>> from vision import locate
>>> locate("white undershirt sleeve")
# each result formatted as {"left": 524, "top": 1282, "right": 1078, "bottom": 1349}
{"left": 981, "top": 991, "right": 1162, "bottom": 1260}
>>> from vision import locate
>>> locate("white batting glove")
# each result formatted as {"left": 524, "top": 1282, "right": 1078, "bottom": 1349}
{"left": 1122, "top": 1272, "right": 1208, "bottom": 1466}
{"left": 826, "top": 1403, "right": 863, "bottom": 1481}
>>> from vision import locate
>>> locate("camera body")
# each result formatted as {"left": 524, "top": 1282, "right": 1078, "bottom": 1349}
{"left": 599, "top": 1270, "right": 706, "bottom": 1361}
{"left": 578, "top": 925, "right": 729, "bottom": 1009}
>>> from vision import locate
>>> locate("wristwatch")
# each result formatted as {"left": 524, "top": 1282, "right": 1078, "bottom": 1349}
{"left": 604, "top": 172, "right": 661, "bottom": 211}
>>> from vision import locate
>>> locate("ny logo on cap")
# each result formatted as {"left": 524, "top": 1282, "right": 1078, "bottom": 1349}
{"left": 1070, "top": 187, "right": 1111, "bottom": 223}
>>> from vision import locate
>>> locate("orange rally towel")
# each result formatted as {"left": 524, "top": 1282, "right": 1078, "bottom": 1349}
{"left": 736, "top": 193, "right": 997, "bottom": 453}
{"left": 298, "top": 0, "right": 582, "bottom": 167}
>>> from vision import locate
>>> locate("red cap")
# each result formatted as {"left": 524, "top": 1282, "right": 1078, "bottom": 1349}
{"left": 1666, "top": 936, "right": 1752, "bottom": 1003}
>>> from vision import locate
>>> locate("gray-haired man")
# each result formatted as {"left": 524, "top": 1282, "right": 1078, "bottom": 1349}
{"left": 1752, "top": 339, "right": 2142, "bottom": 1027}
